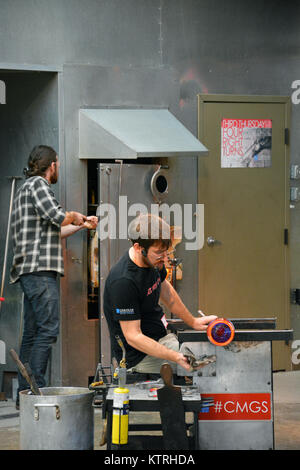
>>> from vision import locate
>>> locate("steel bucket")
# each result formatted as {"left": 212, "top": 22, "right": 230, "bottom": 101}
{"left": 20, "top": 387, "right": 94, "bottom": 450}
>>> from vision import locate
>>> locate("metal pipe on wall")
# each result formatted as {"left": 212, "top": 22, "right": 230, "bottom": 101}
{"left": 0, "top": 176, "right": 22, "bottom": 316}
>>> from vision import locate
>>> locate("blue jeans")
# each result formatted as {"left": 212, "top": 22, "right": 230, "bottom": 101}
{"left": 17, "top": 273, "right": 60, "bottom": 395}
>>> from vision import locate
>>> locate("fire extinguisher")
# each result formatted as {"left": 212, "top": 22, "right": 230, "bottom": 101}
{"left": 111, "top": 335, "right": 129, "bottom": 447}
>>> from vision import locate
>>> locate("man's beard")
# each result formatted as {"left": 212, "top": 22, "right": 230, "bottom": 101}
{"left": 143, "top": 256, "right": 162, "bottom": 271}
{"left": 50, "top": 170, "right": 58, "bottom": 184}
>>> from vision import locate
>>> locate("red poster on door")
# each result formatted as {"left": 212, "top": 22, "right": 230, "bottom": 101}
{"left": 221, "top": 118, "right": 272, "bottom": 168}
{"left": 199, "top": 393, "right": 272, "bottom": 421}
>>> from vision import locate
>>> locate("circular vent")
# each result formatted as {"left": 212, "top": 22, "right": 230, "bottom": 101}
{"left": 150, "top": 168, "right": 168, "bottom": 202}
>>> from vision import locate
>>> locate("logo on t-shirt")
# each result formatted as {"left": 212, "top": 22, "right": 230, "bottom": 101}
{"left": 116, "top": 308, "right": 135, "bottom": 315}
{"left": 147, "top": 277, "right": 161, "bottom": 296}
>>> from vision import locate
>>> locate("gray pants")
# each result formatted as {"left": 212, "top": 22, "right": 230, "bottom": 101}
{"left": 127, "top": 333, "right": 179, "bottom": 374}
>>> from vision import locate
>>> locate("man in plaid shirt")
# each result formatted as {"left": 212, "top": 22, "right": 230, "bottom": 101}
{"left": 10, "top": 145, "right": 98, "bottom": 408}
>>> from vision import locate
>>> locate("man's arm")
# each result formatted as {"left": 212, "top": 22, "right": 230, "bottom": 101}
{"left": 30, "top": 178, "right": 86, "bottom": 228}
{"left": 120, "top": 319, "right": 190, "bottom": 371}
{"left": 61, "top": 223, "right": 83, "bottom": 239}
{"left": 61, "top": 216, "right": 98, "bottom": 239}
{"left": 159, "top": 279, "right": 217, "bottom": 330}
{"left": 61, "top": 211, "right": 86, "bottom": 227}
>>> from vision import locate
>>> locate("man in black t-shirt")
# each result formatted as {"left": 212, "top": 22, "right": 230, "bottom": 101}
{"left": 103, "top": 214, "right": 217, "bottom": 374}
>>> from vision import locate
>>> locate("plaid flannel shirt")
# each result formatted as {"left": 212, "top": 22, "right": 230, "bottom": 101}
{"left": 10, "top": 176, "right": 66, "bottom": 283}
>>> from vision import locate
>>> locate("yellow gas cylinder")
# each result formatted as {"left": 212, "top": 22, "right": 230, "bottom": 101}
{"left": 112, "top": 386, "right": 129, "bottom": 445}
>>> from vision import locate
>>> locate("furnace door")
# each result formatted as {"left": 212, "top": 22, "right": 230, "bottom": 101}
{"left": 98, "top": 162, "right": 172, "bottom": 368}
{"left": 198, "top": 95, "right": 291, "bottom": 371}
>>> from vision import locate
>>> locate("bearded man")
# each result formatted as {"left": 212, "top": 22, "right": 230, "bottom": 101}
{"left": 10, "top": 145, "right": 97, "bottom": 407}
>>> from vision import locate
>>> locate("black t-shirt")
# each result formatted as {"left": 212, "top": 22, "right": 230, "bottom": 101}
{"left": 103, "top": 250, "right": 168, "bottom": 368}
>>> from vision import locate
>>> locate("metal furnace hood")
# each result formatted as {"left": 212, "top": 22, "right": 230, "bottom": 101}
{"left": 79, "top": 108, "right": 208, "bottom": 159}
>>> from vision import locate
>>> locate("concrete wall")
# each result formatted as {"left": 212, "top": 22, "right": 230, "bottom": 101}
{"left": 0, "top": 0, "right": 299, "bottom": 387}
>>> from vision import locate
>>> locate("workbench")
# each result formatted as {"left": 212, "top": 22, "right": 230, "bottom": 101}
{"left": 100, "top": 318, "right": 293, "bottom": 450}
{"left": 102, "top": 384, "right": 210, "bottom": 450}
{"left": 169, "top": 317, "right": 293, "bottom": 450}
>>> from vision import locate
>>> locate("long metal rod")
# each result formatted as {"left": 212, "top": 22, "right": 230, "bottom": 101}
{"left": 0, "top": 177, "right": 20, "bottom": 314}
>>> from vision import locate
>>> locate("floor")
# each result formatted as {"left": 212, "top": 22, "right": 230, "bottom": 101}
{"left": 1, "top": 371, "right": 300, "bottom": 451}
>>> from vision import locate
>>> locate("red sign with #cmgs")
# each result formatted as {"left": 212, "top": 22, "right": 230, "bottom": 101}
{"left": 199, "top": 393, "right": 272, "bottom": 421}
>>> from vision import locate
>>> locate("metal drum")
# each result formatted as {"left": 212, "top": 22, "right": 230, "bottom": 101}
{"left": 20, "top": 387, "right": 94, "bottom": 450}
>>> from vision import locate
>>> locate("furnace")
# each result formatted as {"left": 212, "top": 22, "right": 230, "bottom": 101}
{"left": 81, "top": 107, "right": 208, "bottom": 369}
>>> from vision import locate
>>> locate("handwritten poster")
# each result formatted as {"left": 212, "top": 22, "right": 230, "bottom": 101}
{"left": 221, "top": 119, "right": 272, "bottom": 168}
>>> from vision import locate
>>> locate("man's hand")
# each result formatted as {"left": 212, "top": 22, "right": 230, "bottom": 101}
{"left": 71, "top": 211, "right": 87, "bottom": 226}
{"left": 192, "top": 315, "right": 218, "bottom": 331}
{"left": 175, "top": 352, "right": 192, "bottom": 371}
{"left": 83, "top": 216, "right": 98, "bottom": 230}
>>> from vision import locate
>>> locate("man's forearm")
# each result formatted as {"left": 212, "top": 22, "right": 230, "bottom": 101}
{"left": 61, "top": 211, "right": 76, "bottom": 226}
{"left": 160, "top": 280, "right": 218, "bottom": 331}
{"left": 169, "top": 295, "right": 196, "bottom": 328}
{"left": 160, "top": 281, "right": 197, "bottom": 328}
{"left": 61, "top": 216, "right": 99, "bottom": 238}
{"left": 61, "top": 224, "right": 83, "bottom": 239}
{"left": 119, "top": 319, "right": 190, "bottom": 370}
{"left": 61, "top": 211, "right": 87, "bottom": 227}
{"left": 125, "top": 330, "right": 180, "bottom": 363}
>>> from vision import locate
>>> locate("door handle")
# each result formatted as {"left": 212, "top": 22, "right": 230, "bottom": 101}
{"left": 207, "top": 236, "right": 222, "bottom": 247}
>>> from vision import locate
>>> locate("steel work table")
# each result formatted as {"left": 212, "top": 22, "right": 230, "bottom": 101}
{"left": 102, "top": 384, "right": 210, "bottom": 450}
{"left": 100, "top": 318, "right": 293, "bottom": 450}
{"left": 169, "top": 317, "right": 293, "bottom": 450}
